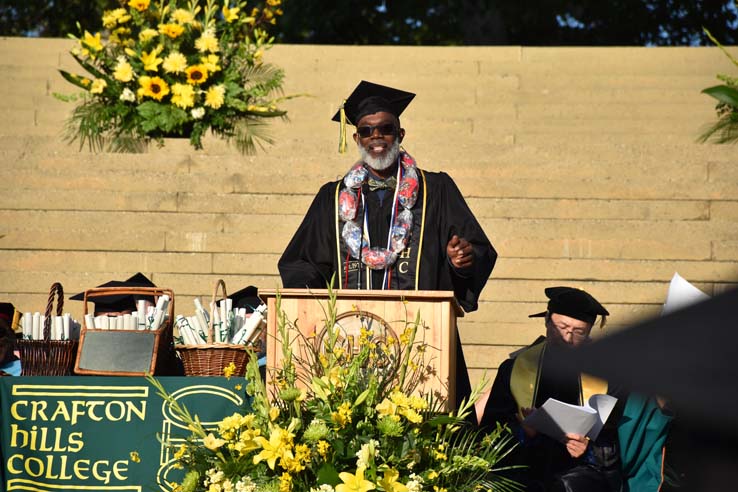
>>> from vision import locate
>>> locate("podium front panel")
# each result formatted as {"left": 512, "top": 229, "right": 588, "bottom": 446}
{"left": 260, "top": 289, "right": 461, "bottom": 411}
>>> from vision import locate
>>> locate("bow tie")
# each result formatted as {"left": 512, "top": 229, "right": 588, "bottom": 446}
{"left": 367, "top": 176, "right": 397, "bottom": 191}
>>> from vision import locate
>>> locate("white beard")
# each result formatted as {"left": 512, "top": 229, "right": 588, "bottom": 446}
{"left": 358, "top": 139, "right": 400, "bottom": 171}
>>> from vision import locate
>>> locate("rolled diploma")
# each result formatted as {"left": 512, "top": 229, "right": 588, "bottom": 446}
{"left": 231, "top": 311, "right": 264, "bottom": 345}
{"left": 54, "top": 316, "right": 64, "bottom": 340}
{"left": 23, "top": 312, "right": 32, "bottom": 339}
{"left": 137, "top": 300, "right": 147, "bottom": 330}
{"left": 63, "top": 314, "right": 71, "bottom": 340}
{"left": 32, "top": 313, "right": 41, "bottom": 340}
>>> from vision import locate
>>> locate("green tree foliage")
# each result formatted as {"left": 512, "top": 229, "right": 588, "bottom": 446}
{"left": 0, "top": 0, "right": 115, "bottom": 37}
{"left": 1, "top": 0, "right": 737, "bottom": 46}
{"left": 275, "top": 0, "right": 738, "bottom": 46}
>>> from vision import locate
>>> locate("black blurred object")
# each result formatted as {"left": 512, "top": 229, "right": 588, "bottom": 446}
{"left": 70, "top": 272, "right": 157, "bottom": 314}
{"left": 228, "top": 285, "right": 262, "bottom": 312}
{"left": 563, "top": 288, "right": 738, "bottom": 492}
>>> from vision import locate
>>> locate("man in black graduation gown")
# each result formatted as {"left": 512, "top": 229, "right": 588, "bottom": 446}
{"left": 278, "top": 81, "right": 497, "bottom": 408}
{"left": 476, "top": 287, "right": 623, "bottom": 492}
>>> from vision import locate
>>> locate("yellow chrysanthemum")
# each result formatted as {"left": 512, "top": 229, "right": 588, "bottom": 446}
{"left": 90, "top": 78, "right": 107, "bottom": 94}
{"left": 195, "top": 30, "right": 220, "bottom": 53}
{"left": 138, "top": 76, "right": 169, "bottom": 101}
{"left": 200, "top": 54, "right": 220, "bottom": 73}
{"left": 113, "top": 58, "right": 134, "bottom": 82}
{"left": 140, "top": 45, "right": 164, "bottom": 72}
{"left": 204, "top": 84, "right": 225, "bottom": 109}
{"left": 163, "top": 52, "right": 188, "bottom": 74}
{"left": 279, "top": 472, "right": 293, "bottom": 492}
{"left": 171, "top": 8, "right": 195, "bottom": 24}
{"left": 139, "top": 28, "right": 158, "bottom": 43}
{"left": 222, "top": 5, "right": 240, "bottom": 22}
{"left": 331, "top": 402, "right": 352, "bottom": 429}
{"left": 185, "top": 64, "right": 209, "bottom": 85}
{"left": 336, "top": 467, "right": 375, "bottom": 492}
{"left": 128, "top": 0, "right": 150, "bottom": 12}
{"left": 158, "top": 23, "right": 185, "bottom": 39}
{"left": 171, "top": 83, "right": 195, "bottom": 109}
{"left": 102, "top": 8, "right": 131, "bottom": 28}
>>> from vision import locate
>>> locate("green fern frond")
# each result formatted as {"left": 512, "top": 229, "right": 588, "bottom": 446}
{"left": 697, "top": 112, "right": 738, "bottom": 144}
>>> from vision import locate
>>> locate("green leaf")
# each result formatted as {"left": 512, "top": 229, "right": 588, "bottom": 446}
{"left": 316, "top": 463, "right": 340, "bottom": 486}
{"left": 702, "top": 85, "right": 738, "bottom": 108}
{"left": 58, "top": 70, "right": 91, "bottom": 91}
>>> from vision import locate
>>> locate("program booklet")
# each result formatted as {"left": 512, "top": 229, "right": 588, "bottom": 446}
{"left": 521, "top": 394, "right": 618, "bottom": 442}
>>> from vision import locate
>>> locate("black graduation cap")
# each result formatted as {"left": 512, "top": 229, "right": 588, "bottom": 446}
{"left": 331, "top": 80, "right": 415, "bottom": 126}
{"left": 529, "top": 286, "right": 609, "bottom": 326}
{"left": 228, "top": 285, "right": 262, "bottom": 313}
{"left": 564, "top": 288, "right": 738, "bottom": 436}
{"left": 70, "top": 272, "right": 157, "bottom": 314}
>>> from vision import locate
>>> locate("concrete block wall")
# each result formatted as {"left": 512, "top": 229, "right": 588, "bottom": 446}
{"left": 1, "top": 37, "right": 737, "bottom": 385}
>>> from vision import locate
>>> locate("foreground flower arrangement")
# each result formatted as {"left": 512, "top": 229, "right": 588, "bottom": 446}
{"left": 59, "top": 0, "right": 290, "bottom": 153}
{"left": 149, "top": 288, "right": 522, "bottom": 492}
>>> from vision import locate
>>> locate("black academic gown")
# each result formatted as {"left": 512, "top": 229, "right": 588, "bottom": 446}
{"left": 479, "top": 339, "right": 624, "bottom": 492}
{"left": 278, "top": 165, "right": 497, "bottom": 408}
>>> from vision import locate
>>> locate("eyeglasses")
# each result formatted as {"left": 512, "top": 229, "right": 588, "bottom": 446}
{"left": 548, "top": 320, "right": 590, "bottom": 340}
{"left": 356, "top": 123, "right": 397, "bottom": 138}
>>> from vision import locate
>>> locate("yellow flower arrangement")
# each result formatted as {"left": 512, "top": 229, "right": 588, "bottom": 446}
{"left": 149, "top": 287, "right": 523, "bottom": 492}
{"left": 59, "top": 0, "right": 290, "bottom": 153}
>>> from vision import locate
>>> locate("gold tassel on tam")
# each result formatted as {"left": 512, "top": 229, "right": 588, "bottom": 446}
{"left": 338, "top": 100, "right": 348, "bottom": 154}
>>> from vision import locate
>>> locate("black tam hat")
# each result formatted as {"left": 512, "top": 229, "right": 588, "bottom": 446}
{"left": 70, "top": 272, "right": 157, "bottom": 314}
{"left": 529, "top": 286, "right": 609, "bottom": 327}
{"left": 331, "top": 81, "right": 415, "bottom": 153}
{"left": 228, "top": 285, "right": 262, "bottom": 313}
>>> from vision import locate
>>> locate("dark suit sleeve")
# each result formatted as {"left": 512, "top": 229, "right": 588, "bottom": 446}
{"left": 278, "top": 182, "right": 339, "bottom": 289}
{"left": 437, "top": 172, "right": 496, "bottom": 313}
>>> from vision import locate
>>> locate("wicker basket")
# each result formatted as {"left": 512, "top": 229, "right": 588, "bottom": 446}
{"left": 176, "top": 279, "right": 249, "bottom": 376}
{"left": 17, "top": 282, "right": 79, "bottom": 376}
{"left": 74, "top": 286, "right": 178, "bottom": 376}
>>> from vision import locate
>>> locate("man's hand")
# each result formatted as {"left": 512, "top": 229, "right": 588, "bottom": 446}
{"left": 447, "top": 235, "right": 474, "bottom": 269}
{"left": 564, "top": 433, "right": 589, "bottom": 458}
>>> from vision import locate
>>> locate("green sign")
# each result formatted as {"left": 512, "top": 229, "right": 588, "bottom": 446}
{"left": 1, "top": 376, "right": 245, "bottom": 492}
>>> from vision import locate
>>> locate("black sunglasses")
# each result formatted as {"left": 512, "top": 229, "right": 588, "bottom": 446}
{"left": 356, "top": 123, "right": 398, "bottom": 138}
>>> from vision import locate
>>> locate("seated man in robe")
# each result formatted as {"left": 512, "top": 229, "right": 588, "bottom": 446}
{"left": 278, "top": 81, "right": 497, "bottom": 408}
{"left": 476, "top": 287, "right": 623, "bottom": 492}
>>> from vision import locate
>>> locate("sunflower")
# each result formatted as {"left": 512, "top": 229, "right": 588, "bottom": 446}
{"left": 185, "top": 65, "right": 208, "bottom": 85}
{"left": 138, "top": 76, "right": 170, "bottom": 101}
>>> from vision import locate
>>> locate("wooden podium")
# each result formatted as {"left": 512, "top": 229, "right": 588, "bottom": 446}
{"left": 259, "top": 289, "right": 463, "bottom": 410}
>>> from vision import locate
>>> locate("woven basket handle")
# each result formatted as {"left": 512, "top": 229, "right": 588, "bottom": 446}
{"left": 209, "top": 279, "right": 228, "bottom": 343}
{"left": 43, "top": 282, "right": 64, "bottom": 342}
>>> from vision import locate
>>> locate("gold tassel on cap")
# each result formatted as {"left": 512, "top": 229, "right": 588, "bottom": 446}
{"left": 338, "top": 100, "right": 348, "bottom": 154}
